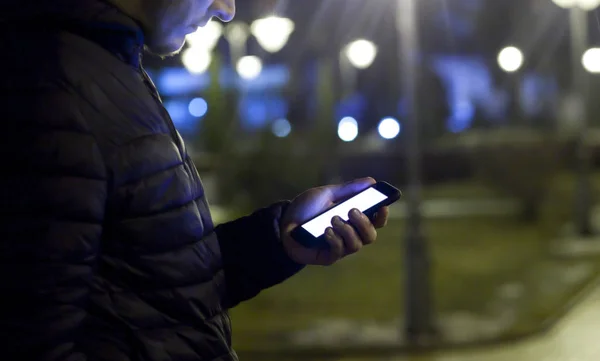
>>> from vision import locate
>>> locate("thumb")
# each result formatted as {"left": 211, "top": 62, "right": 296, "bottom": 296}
{"left": 329, "top": 177, "right": 376, "bottom": 202}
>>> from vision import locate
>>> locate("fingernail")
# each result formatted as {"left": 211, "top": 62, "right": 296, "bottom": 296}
{"left": 350, "top": 209, "right": 361, "bottom": 218}
{"left": 326, "top": 227, "right": 334, "bottom": 237}
{"left": 332, "top": 216, "right": 343, "bottom": 226}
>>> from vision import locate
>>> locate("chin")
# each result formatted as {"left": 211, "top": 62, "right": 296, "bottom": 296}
{"left": 144, "top": 35, "right": 187, "bottom": 58}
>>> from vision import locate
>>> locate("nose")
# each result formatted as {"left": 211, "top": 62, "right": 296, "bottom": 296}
{"left": 211, "top": 0, "right": 236, "bottom": 22}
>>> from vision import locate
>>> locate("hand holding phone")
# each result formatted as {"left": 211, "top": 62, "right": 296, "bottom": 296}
{"left": 280, "top": 178, "right": 401, "bottom": 266}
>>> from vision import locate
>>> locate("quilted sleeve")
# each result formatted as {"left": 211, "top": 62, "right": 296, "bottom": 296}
{"left": 0, "top": 92, "right": 107, "bottom": 360}
{"left": 215, "top": 201, "right": 305, "bottom": 308}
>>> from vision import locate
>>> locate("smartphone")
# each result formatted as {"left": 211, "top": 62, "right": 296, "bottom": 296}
{"left": 291, "top": 181, "right": 402, "bottom": 249}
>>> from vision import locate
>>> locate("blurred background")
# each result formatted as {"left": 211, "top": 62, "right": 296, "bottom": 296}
{"left": 144, "top": 0, "right": 600, "bottom": 359}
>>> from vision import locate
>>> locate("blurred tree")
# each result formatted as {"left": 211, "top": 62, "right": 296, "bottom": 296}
{"left": 416, "top": 65, "right": 450, "bottom": 143}
{"left": 215, "top": 130, "right": 323, "bottom": 211}
{"left": 311, "top": 57, "right": 340, "bottom": 184}
{"left": 470, "top": 104, "right": 492, "bottom": 130}
{"left": 472, "top": 0, "right": 537, "bottom": 128}
{"left": 472, "top": 131, "right": 562, "bottom": 222}
{"left": 213, "top": 56, "right": 329, "bottom": 211}
{"left": 472, "top": 0, "right": 523, "bottom": 77}
{"left": 198, "top": 53, "right": 238, "bottom": 154}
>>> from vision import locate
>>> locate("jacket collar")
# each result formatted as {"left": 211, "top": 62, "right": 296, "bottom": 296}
{"left": 1, "top": 0, "right": 145, "bottom": 68}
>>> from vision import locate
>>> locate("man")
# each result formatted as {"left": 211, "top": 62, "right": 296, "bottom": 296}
{"left": 0, "top": 0, "right": 389, "bottom": 360}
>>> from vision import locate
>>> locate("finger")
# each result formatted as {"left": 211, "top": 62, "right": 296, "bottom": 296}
{"left": 319, "top": 227, "right": 344, "bottom": 265}
{"left": 328, "top": 177, "right": 376, "bottom": 202}
{"left": 372, "top": 206, "right": 389, "bottom": 228}
{"left": 331, "top": 216, "right": 362, "bottom": 255}
{"left": 348, "top": 209, "right": 377, "bottom": 245}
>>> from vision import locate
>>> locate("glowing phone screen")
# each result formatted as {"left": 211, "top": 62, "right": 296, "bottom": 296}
{"left": 301, "top": 187, "right": 388, "bottom": 238}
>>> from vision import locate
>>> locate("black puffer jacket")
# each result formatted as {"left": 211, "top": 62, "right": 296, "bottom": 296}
{"left": 0, "top": 2, "right": 303, "bottom": 360}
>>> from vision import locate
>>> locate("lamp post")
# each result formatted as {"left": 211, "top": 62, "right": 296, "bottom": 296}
{"left": 396, "top": 0, "right": 437, "bottom": 345}
{"left": 340, "top": 39, "right": 378, "bottom": 97}
{"left": 224, "top": 21, "right": 250, "bottom": 70}
{"left": 497, "top": 46, "right": 525, "bottom": 124}
{"left": 551, "top": 0, "right": 597, "bottom": 236}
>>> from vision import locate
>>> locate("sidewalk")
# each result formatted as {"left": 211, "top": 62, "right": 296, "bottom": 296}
{"left": 390, "top": 282, "right": 600, "bottom": 361}
{"left": 551, "top": 206, "right": 600, "bottom": 257}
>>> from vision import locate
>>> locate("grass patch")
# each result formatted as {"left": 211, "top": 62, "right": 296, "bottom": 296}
{"left": 419, "top": 171, "right": 600, "bottom": 201}
{"left": 421, "top": 181, "right": 495, "bottom": 199}
{"left": 221, "top": 172, "right": 600, "bottom": 357}
{"left": 230, "top": 216, "right": 550, "bottom": 350}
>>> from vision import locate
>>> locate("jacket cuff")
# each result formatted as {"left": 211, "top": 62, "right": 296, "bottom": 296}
{"left": 215, "top": 201, "right": 305, "bottom": 308}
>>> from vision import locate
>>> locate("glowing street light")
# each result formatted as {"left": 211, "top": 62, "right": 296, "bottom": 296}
{"left": 551, "top": 0, "right": 577, "bottom": 8}
{"left": 251, "top": 16, "right": 295, "bottom": 53}
{"left": 497, "top": 46, "right": 524, "bottom": 73}
{"left": 344, "top": 39, "right": 378, "bottom": 69}
{"left": 378, "top": 117, "right": 401, "bottom": 139}
{"left": 181, "top": 48, "right": 212, "bottom": 74}
{"left": 186, "top": 20, "right": 223, "bottom": 50}
{"left": 337, "top": 117, "right": 358, "bottom": 142}
{"left": 551, "top": 0, "right": 600, "bottom": 10}
{"left": 236, "top": 55, "right": 262, "bottom": 80}
{"left": 582, "top": 47, "right": 600, "bottom": 73}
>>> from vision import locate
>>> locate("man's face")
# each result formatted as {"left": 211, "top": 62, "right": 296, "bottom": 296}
{"left": 142, "top": 0, "right": 235, "bottom": 56}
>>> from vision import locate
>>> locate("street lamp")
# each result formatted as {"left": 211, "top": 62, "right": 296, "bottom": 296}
{"left": 339, "top": 39, "right": 378, "bottom": 97}
{"left": 497, "top": 46, "right": 525, "bottom": 124}
{"left": 397, "top": 0, "right": 438, "bottom": 345}
{"left": 250, "top": 16, "right": 295, "bottom": 53}
{"left": 550, "top": 0, "right": 597, "bottom": 236}
{"left": 497, "top": 46, "right": 524, "bottom": 73}
{"left": 344, "top": 39, "right": 378, "bottom": 69}
{"left": 378, "top": 117, "right": 401, "bottom": 140}
{"left": 224, "top": 22, "right": 250, "bottom": 67}
{"left": 337, "top": 117, "right": 359, "bottom": 142}
{"left": 582, "top": 48, "right": 600, "bottom": 73}
{"left": 552, "top": 0, "right": 600, "bottom": 10}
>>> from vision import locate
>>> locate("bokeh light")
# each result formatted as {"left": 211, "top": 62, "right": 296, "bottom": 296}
{"left": 236, "top": 56, "right": 263, "bottom": 80}
{"left": 337, "top": 117, "right": 359, "bottom": 142}
{"left": 251, "top": 16, "right": 295, "bottom": 53}
{"left": 272, "top": 118, "right": 292, "bottom": 137}
{"left": 344, "top": 39, "right": 378, "bottom": 69}
{"left": 186, "top": 21, "right": 223, "bottom": 50}
{"left": 181, "top": 48, "right": 212, "bottom": 74}
{"left": 497, "top": 46, "right": 524, "bottom": 73}
{"left": 188, "top": 98, "right": 209, "bottom": 117}
{"left": 582, "top": 48, "right": 600, "bottom": 73}
{"left": 378, "top": 117, "right": 401, "bottom": 139}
